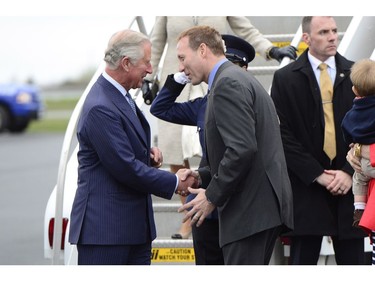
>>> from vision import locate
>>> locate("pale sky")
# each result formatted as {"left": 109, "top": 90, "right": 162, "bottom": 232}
{"left": 0, "top": 16, "right": 155, "bottom": 86}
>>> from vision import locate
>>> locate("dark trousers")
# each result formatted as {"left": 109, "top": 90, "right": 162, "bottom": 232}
{"left": 289, "top": 235, "right": 366, "bottom": 265}
{"left": 192, "top": 219, "right": 224, "bottom": 265}
{"left": 222, "top": 226, "right": 282, "bottom": 265}
{"left": 77, "top": 243, "right": 152, "bottom": 265}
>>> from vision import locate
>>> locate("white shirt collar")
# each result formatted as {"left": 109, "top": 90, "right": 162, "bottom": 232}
{"left": 102, "top": 70, "right": 127, "bottom": 98}
{"left": 308, "top": 53, "right": 336, "bottom": 71}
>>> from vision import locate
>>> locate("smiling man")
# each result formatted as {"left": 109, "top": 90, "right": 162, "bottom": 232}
{"left": 68, "top": 29, "right": 196, "bottom": 265}
{"left": 176, "top": 25, "right": 294, "bottom": 265}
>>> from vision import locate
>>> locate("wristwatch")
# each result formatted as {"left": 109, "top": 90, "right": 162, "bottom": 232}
{"left": 354, "top": 143, "right": 362, "bottom": 157}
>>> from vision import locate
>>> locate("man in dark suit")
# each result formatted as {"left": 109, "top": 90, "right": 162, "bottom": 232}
{"left": 270, "top": 16, "right": 367, "bottom": 265}
{"left": 68, "top": 29, "right": 195, "bottom": 265}
{"left": 176, "top": 25, "right": 294, "bottom": 265}
{"left": 150, "top": 34, "right": 257, "bottom": 265}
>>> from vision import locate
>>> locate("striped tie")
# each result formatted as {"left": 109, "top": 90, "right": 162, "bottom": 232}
{"left": 126, "top": 92, "right": 137, "bottom": 115}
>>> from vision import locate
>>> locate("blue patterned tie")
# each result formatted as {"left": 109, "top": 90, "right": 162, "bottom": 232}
{"left": 126, "top": 92, "right": 137, "bottom": 115}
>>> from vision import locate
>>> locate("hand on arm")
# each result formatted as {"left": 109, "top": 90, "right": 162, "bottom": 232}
{"left": 346, "top": 143, "right": 369, "bottom": 173}
{"left": 323, "top": 170, "right": 352, "bottom": 196}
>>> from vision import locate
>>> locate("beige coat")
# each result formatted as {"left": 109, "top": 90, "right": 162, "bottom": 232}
{"left": 147, "top": 16, "right": 274, "bottom": 165}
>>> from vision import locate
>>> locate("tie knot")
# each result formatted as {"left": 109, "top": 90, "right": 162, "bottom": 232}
{"left": 319, "top": 63, "right": 328, "bottom": 71}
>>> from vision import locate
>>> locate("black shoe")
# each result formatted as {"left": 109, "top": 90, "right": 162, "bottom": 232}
{"left": 353, "top": 209, "right": 364, "bottom": 228}
{"left": 171, "top": 233, "right": 183, "bottom": 239}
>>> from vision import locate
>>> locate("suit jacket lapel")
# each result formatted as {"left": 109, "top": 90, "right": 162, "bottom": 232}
{"left": 333, "top": 52, "right": 352, "bottom": 90}
{"left": 98, "top": 76, "right": 150, "bottom": 148}
{"left": 292, "top": 52, "right": 325, "bottom": 128}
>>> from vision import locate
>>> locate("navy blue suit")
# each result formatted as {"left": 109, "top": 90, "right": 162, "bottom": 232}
{"left": 150, "top": 74, "right": 224, "bottom": 265}
{"left": 69, "top": 74, "right": 177, "bottom": 265}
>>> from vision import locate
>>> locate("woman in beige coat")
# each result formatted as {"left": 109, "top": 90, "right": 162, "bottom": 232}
{"left": 146, "top": 16, "right": 297, "bottom": 239}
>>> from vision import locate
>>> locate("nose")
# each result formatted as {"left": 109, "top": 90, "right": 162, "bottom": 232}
{"left": 178, "top": 62, "right": 185, "bottom": 73}
{"left": 147, "top": 63, "right": 153, "bottom": 75}
{"left": 328, "top": 30, "right": 338, "bottom": 41}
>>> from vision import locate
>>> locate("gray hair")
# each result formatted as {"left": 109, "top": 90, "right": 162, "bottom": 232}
{"left": 104, "top": 29, "right": 150, "bottom": 70}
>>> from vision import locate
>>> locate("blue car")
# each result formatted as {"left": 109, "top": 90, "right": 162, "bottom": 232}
{"left": 0, "top": 83, "right": 44, "bottom": 133}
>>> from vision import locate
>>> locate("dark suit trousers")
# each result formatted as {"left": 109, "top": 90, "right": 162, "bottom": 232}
{"left": 77, "top": 243, "right": 152, "bottom": 265}
{"left": 289, "top": 235, "right": 366, "bottom": 265}
{"left": 222, "top": 226, "right": 282, "bottom": 265}
{"left": 192, "top": 218, "right": 224, "bottom": 265}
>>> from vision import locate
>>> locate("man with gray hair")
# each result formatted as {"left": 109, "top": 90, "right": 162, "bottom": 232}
{"left": 68, "top": 29, "right": 196, "bottom": 265}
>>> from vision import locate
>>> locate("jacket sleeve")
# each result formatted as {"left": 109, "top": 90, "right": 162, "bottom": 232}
{"left": 150, "top": 75, "right": 199, "bottom": 126}
{"left": 271, "top": 70, "right": 324, "bottom": 186}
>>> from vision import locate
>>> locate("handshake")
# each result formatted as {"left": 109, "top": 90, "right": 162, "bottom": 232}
{"left": 175, "top": 169, "right": 200, "bottom": 196}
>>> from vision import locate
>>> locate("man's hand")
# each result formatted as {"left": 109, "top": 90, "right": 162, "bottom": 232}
{"left": 269, "top": 46, "right": 297, "bottom": 62}
{"left": 141, "top": 79, "right": 159, "bottom": 105}
{"left": 178, "top": 187, "right": 215, "bottom": 227}
{"left": 324, "top": 170, "right": 352, "bottom": 196}
{"left": 346, "top": 143, "right": 370, "bottom": 173}
{"left": 150, "top": 147, "right": 163, "bottom": 168}
{"left": 315, "top": 171, "right": 335, "bottom": 188}
{"left": 173, "top": 72, "right": 190, "bottom": 84}
{"left": 175, "top": 169, "right": 199, "bottom": 196}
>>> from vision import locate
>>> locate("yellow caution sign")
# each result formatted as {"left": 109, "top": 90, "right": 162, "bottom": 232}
{"left": 152, "top": 248, "right": 195, "bottom": 263}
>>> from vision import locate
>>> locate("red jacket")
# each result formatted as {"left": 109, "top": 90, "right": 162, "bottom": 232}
{"left": 359, "top": 143, "right": 375, "bottom": 239}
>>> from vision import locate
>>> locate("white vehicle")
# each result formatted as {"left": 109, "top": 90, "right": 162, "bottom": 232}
{"left": 44, "top": 16, "right": 374, "bottom": 265}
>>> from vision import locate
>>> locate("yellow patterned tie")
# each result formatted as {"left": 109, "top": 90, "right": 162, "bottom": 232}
{"left": 319, "top": 63, "right": 336, "bottom": 160}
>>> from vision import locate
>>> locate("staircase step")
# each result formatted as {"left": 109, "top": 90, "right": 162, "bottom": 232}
{"left": 151, "top": 238, "right": 195, "bottom": 265}
{"left": 153, "top": 202, "right": 185, "bottom": 238}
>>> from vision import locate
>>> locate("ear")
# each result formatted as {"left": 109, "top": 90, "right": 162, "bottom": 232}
{"left": 352, "top": 85, "right": 359, "bottom": 96}
{"left": 121, "top": 56, "right": 131, "bottom": 71}
{"left": 199, "top": 43, "right": 207, "bottom": 57}
{"left": 302, "top": 32, "right": 310, "bottom": 46}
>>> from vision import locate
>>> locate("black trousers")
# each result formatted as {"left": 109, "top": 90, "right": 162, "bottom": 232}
{"left": 222, "top": 226, "right": 282, "bottom": 265}
{"left": 192, "top": 219, "right": 224, "bottom": 265}
{"left": 289, "top": 235, "right": 367, "bottom": 265}
{"left": 77, "top": 243, "right": 152, "bottom": 265}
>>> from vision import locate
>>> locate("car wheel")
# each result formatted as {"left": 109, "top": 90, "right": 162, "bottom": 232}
{"left": 0, "top": 105, "right": 10, "bottom": 132}
{"left": 9, "top": 119, "right": 29, "bottom": 133}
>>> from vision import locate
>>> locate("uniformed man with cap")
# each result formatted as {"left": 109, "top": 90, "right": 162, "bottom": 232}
{"left": 150, "top": 34, "right": 257, "bottom": 264}
{"left": 222, "top": 34, "right": 256, "bottom": 69}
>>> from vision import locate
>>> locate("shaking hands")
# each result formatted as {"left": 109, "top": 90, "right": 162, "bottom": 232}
{"left": 175, "top": 168, "right": 199, "bottom": 196}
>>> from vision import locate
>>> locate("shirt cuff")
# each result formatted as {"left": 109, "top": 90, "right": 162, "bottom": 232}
{"left": 174, "top": 174, "right": 179, "bottom": 192}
